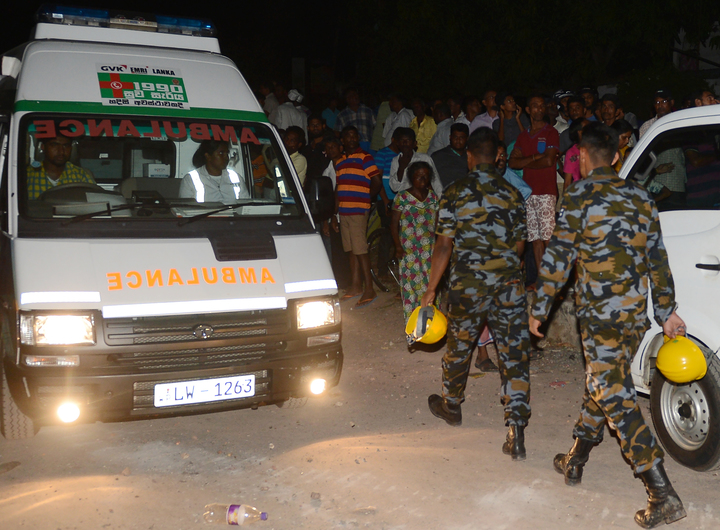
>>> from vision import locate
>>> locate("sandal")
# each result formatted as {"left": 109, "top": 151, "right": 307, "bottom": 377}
{"left": 474, "top": 358, "right": 498, "bottom": 372}
{"left": 355, "top": 296, "right": 377, "bottom": 308}
{"left": 341, "top": 292, "right": 361, "bottom": 301}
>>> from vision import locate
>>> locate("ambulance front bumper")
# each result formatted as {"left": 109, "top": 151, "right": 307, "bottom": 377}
{"left": 7, "top": 305, "right": 342, "bottom": 424}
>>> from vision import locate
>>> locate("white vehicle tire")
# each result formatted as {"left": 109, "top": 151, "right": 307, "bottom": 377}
{"left": 1, "top": 363, "right": 37, "bottom": 440}
{"left": 650, "top": 351, "right": 720, "bottom": 471}
{"left": 0, "top": 317, "right": 37, "bottom": 440}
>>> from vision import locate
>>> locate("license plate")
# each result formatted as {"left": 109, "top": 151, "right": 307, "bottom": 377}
{"left": 154, "top": 374, "right": 255, "bottom": 407}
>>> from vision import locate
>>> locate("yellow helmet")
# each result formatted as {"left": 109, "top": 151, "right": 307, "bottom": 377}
{"left": 406, "top": 305, "right": 448, "bottom": 345}
{"left": 656, "top": 335, "right": 707, "bottom": 384}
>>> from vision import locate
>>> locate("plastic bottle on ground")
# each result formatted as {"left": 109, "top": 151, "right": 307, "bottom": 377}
{"left": 203, "top": 503, "right": 268, "bottom": 525}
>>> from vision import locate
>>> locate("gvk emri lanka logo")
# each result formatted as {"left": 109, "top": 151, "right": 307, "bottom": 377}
{"left": 99, "top": 65, "right": 176, "bottom": 75}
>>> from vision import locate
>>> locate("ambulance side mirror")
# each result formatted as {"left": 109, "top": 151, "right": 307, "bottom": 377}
{"left": 305, "top": 176, "right": 334, "bottom": 222}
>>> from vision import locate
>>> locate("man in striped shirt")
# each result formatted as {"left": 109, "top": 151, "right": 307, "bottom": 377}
{"left": 336, "top": 126, "right": 382, "bottom": 307}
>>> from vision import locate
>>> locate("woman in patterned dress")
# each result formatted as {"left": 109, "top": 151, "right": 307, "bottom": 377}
{"left": 390, "top": 161, "right": 439, "bottom": 321}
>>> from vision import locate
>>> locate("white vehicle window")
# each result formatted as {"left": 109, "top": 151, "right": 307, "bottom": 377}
{"left": 625, "top": 125, "right": 720, "bottom": 212}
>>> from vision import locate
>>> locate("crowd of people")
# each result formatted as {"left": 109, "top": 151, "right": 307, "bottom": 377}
{"left": 259, "top": 82, "right": 718, "bottom": 315}
{"left": 257, "top": 81, "right": 719, "bottom": 529}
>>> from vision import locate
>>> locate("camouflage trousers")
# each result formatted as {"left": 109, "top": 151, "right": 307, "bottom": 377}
{"left": 573, "top": 319, "right": 664, "bottom": 473}
{"left": 443, "top": 275, "right": 531, "bottom": 426}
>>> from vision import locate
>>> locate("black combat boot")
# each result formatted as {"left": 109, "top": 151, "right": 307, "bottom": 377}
{"left": 428, "top": 394, "right": 462, "bottom": 426}
{"left": 553, "top": 437, "right": 595, "bottom": 486}
{"left": 502, "top": 424, "right": 526, "bottom": 460}
{"left": 634, "top": 463, "right": 686, "bottom": 528}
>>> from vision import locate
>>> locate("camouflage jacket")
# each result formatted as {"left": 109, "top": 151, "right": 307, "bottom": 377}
{"left": 436, "top": 163, "right": 525, "bottom": 285}
{"left": 531, "top": 165, "right": 676, "bottom": 327}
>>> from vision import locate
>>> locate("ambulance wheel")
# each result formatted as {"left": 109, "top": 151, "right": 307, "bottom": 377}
{"left": 276, "top": 397, "right": 308, "bottom": 409}
{"left": 650, "top": 352, "right": 720, "bottom": 471}
{"left": 0, "top": 315, "right": 38, "bottom": 440}
{"left": 0, "top": 363, "right": 38, "bottom": 440}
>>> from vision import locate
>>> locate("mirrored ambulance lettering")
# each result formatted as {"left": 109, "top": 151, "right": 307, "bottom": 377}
{"left": 32, "top": 119, "right": 260, "bottom": 145}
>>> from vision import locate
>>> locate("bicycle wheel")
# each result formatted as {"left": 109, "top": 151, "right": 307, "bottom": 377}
{"left": 367, "top": 229, "right": 390, "bottom": 292}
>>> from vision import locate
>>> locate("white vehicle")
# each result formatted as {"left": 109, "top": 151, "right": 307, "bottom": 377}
{"left": 0, "top": 7, "right": 341, "bottom": 439}
{"left": 622, "top": 104, "right": 720, "bottom": 471}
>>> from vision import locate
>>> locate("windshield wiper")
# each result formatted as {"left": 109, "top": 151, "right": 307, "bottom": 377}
{"left": 62, "top": 204, "right": 136, "bottom": 225}
{"left": 62, "top": 202, "right": 180, "bottom": 225}
{"left": 177, "top": 201, "right": 277, "bottom": 226}
{"left": 177, "top": 204, "right": 240, "bottom": 226}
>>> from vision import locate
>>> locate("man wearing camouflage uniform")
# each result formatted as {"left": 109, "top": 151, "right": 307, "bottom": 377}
{"left": 421, "top": 127, "right": 531, "bottom": 460}
{"left": 529, "top": 122, "right": 686, "bottom": 529}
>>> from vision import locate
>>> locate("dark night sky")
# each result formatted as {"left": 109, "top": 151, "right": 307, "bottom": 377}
{"left": 5, "top": 2, "right": 719, "bottom": 117}
{"left": 2, "top": 1, "right": 338, "bottom": 88}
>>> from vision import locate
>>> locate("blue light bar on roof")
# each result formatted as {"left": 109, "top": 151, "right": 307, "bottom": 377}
{"left": 156, "top": 16, "right": 215, "bottom": 35}
{"left": 37, "top": 5, "right": 109, "bottom": 27}
{"left": 36, "top": 4, "right": 216, "bottom": 37}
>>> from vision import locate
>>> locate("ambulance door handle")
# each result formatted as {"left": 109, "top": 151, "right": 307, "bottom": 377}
{"left": 696, "top": 255, "right": 720, "bottom": 276}
{"left": 696, "top": 263, "right": 720, "bottom": 271}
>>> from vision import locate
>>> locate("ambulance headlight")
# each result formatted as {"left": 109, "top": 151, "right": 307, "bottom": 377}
{"left": 20, "top": 314, "right": 96, "bottom": 346}
{"left": 296, "top": 299, "right": 340, "bottom": 330}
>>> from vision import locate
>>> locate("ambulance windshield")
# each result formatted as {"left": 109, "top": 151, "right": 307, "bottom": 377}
{"left": 19, "top": 116, "right": 303, "bottom": 220}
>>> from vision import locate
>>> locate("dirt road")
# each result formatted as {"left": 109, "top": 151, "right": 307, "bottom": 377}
{"left": 1, "top": 289, "right": 718, "bottom": 529}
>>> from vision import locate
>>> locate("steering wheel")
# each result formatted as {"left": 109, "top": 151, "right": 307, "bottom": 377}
{"left": 38, "top": 182, "right": 111, "bottom": 203}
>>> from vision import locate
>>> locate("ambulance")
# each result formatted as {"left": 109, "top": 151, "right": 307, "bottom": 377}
{"left": 0, "top": 6, "right": 342, "bottom": 439}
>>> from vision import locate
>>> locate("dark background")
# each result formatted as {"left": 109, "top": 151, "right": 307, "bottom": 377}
{"left": 2, "top": 1, "right": 343, "bottom": 84}
{"left": 3, "top": 1, "right": 720, "bottom": 118}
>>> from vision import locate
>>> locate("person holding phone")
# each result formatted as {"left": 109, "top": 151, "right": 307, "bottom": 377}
{"left": 509, "top": 95, "right": 560, "bottom": 287}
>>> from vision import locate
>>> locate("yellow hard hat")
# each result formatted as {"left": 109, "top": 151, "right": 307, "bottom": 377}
{"left": 656, "top": 335, "right": 707, "bottom": 384}
{"left": 406, "top": 305, "right": 448, "bottom": 345}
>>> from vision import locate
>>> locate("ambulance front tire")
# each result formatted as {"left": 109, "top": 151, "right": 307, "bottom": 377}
{"left": 0, "top": 318, "right": 38, "bottom": 439}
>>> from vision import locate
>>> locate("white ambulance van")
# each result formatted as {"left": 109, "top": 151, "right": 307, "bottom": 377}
{"left": 622, "top": 104, "right": 720, "bottom": 471}
{"left": 0, "top": 6, "right": 342, "bottom": 439}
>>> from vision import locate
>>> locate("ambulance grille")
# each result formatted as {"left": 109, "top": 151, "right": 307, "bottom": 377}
{"left": 107, "top": 341, "right": 285, "bottom": 370}
{"left": 103, "top": 309, "right": 289, "bottom": 346}
{"left": 132, "top": 328, "right": 266, "bottom": 344}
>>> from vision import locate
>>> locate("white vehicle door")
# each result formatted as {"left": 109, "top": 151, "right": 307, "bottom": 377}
{"left": 622, "top": 120, "right": 720, "bottom": 389}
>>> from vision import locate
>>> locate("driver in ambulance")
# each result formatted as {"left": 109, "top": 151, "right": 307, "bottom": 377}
{"left": 26, "top": 134, "right": 96, "bottom": 199}
{"left": 180, "top": 140, "right": 250, "bottom": 203}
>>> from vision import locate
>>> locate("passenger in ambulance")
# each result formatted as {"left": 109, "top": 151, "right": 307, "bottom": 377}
{"left": 26, "top": 134, "right": 96, "bottom": 200}
{"left": 179, "top": 140, "right": 250, "bottom": 203}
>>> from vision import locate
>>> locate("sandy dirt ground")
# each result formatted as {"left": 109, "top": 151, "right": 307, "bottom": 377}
{"left": 1, "top": 288, "right": 719, "bottom": 530}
